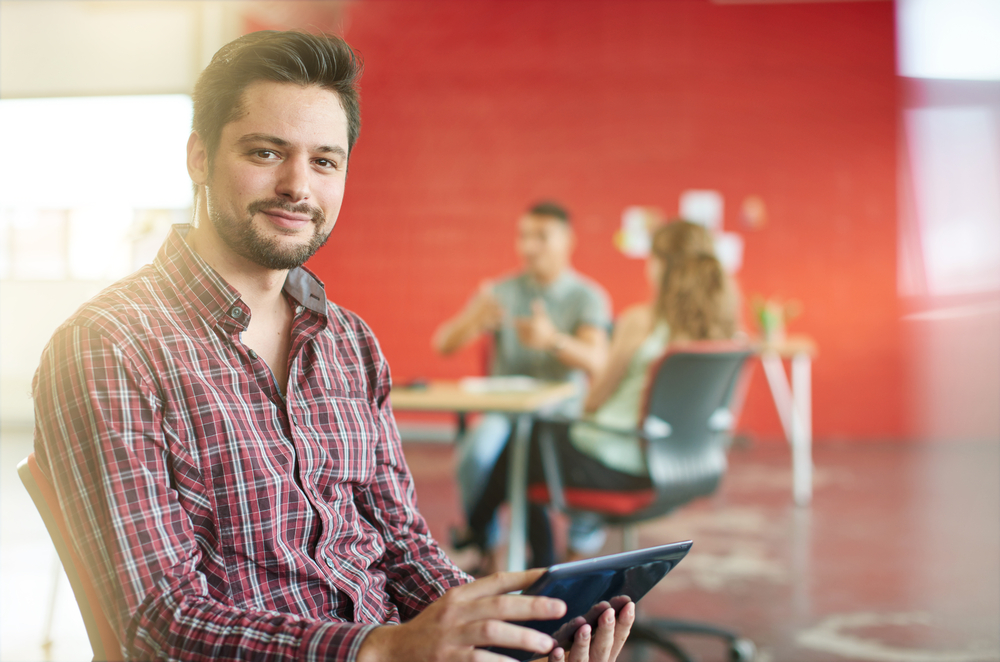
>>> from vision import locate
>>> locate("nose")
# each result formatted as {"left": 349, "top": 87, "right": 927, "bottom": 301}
{"left": 275, "top": 156, "right": 310, "bottom": 203}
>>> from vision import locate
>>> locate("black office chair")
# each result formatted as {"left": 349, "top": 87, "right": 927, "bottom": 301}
{"left": 528, "top": 342, "right": 756, "bottom": 662}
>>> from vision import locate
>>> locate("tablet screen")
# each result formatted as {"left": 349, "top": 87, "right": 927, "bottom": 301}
{"left": 486, "top": 540, "right": 692, "bottom": 661}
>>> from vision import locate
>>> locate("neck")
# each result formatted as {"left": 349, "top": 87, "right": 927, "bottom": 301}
{"left": 528, "top": 266, "right": 565, "bottom": 287}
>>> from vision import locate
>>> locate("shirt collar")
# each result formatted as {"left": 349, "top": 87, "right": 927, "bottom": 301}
{"left": 154, "top": 224, "right": 328, "bottom": 331}
{"left": 521, "top": 268, "right": 575, "bottom": 296}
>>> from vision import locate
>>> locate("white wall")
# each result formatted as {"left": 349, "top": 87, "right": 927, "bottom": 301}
{"left": 0, "top": 280, "right": 116, "bottom": 427}
{"left": 0, "top": 1, "right": 241, "bottom": 98}
{"left": 0, "top": 1, "right": 245, "bottom": 428}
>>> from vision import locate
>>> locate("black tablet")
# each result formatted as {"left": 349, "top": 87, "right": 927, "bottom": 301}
{"left": 486, "top": 540, "right": 692, "bottom": 661}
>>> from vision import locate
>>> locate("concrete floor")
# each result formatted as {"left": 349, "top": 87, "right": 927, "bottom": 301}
{"left": 2, "top": 430, "right": 998, "bottom": 662}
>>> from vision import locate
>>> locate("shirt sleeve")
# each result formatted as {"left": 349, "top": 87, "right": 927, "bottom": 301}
{"left": 353, "top": 334, "right": 471, "bottom": 620}
{"left": 33, "top": 323, "right": 374, "bottom": 662}
{"left": 576, "top": 280, "right": 613, "bottom": 333}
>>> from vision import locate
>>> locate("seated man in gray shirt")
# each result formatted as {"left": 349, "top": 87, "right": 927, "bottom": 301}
{"left": 433, "top": 201, "right": 611, "bottom": 569}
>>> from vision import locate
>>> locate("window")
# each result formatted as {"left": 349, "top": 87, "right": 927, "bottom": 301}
{"left": 0, "top": 95, "right": 193, "bottom": 280}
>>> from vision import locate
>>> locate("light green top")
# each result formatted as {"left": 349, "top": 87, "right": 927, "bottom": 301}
{"left": 569, "top": 322, "right": 670, "bottom": 476}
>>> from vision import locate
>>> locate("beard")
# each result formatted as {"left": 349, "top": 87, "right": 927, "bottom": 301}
{"left": 205, "top": 192, "right": 332, "bottom": 270}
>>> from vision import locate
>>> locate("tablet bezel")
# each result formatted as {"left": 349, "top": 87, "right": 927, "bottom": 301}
{"left": 486, "top": 539, "right": 693, "bottom": 660}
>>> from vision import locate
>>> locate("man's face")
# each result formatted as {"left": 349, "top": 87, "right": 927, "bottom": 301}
{"left": 199, "top": 80, "right": 350, "bottom": 271}
{"left": 516, "top": 214, "right": 573, "bottom": 281}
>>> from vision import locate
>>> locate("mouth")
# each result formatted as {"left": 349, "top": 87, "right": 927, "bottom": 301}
{"left": 262, "top": 208, "right": 313, "bottom": 228}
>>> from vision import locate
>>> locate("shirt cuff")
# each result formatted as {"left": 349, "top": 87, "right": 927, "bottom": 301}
{"left": 301, "top": 620, "right": 379, "bottom": 662}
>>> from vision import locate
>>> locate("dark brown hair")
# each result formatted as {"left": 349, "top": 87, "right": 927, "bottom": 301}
{"left": 527, "top": 200, "right": 570, "bottom": 224}
{"left": 192, "top": 30, "right": 363, "bottom": 167}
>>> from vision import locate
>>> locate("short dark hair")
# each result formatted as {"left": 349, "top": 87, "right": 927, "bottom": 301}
{"left": 192, "top": 30, "right": 363, "bottom": 167}
{"left": 527, "top": 200, "right": 571, "bottom": 224}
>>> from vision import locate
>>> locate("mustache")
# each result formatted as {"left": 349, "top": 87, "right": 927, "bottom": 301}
{"left": 247, "top": 198, "right": 325, "bottom": 225}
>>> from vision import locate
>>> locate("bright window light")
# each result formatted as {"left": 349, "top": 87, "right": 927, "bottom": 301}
{"left": 905, "top": 106, "right": 1000, "bottom": 295}
{"left": 897, "top": 0, "right": 1000, "bottom": 80}
{"left": 0, "top": 95, "right": 192, "bottom": 280}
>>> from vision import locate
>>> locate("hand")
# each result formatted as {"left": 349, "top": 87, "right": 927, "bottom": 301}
{"left": 466, "top": 282, "right": 505, "bottom": 332}
{"left": 357, "top": 569, "right": 567, "bottom": 662}
{"left": 548, "top": 602, "right": 635, "bottom": 662}
{"left": 515, "top": 299, "right": 559, "bottom": 350}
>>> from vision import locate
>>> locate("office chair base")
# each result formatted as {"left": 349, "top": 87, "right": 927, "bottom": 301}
{"left": 627, "top": 619, "right": 755, "bottom": 662}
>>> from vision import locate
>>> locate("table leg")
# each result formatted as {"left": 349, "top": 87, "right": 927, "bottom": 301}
{"left": 761, "top": 352, "right": 813, "bottom": 506}
{"left": 791, "top": 354, "right": 813, "bottom": 506}
{"left": 761, "top": 353, "right": 794, "bottom": 442}
{"left": 506, "top": 414, "right": 534, "bottom": 572}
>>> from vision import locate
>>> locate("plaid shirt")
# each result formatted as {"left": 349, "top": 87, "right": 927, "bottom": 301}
{"left": 33, "top": 225, "right": 469, "bottom": 661}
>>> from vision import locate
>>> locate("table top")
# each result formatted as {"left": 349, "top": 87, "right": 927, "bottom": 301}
{"left": 391, "top": 379, "right": 579, "bottom": 413}
{"left": 753, "top": 333, "right": 817, "bottom": 358}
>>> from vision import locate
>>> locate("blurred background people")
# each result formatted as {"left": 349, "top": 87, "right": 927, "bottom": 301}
{"left": 463, "top": 220, "right": 739, "bottom": 565}
{"left": 433, "top": 201, "right": 611, "bottom": 570}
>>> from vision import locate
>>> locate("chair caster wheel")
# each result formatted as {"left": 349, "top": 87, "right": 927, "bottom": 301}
{"left": 729, "top": 637, "right": 756, "bottom": 661}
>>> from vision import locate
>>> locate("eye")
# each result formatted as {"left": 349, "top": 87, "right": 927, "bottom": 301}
{"left": 315, "top": 158, "right": 340, "bottom": 170}
{"left": 254, "top": 149, "right": 278, "bottom": 159}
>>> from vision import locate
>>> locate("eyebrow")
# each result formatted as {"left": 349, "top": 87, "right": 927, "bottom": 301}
{"left": 236, "top": 133, "right": 348, "bottom": 160}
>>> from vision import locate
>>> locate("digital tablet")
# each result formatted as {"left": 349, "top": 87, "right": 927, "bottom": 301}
{"left": 485, "top": 540, "right": 692, "bottom": 661}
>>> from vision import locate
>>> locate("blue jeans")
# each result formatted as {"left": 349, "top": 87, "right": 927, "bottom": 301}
{"left": 456, "top": 414, "right": 511, "bottom": 549}
{"left": 456, "top": 414, "right": 611, "bottom": 556}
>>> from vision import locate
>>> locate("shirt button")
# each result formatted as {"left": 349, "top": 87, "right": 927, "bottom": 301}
{"left": 229, "top": 306, "right": 243, "bottom": 319}
{"left": 248, "top": 349, "right": 258, "bottom": 360}
{"left": 295, "top": 305, "right": 305, "bottom": 315}
{"left": 290, "top": 414, "right": 297, "bottom": 425}
{"left": 325, "top": 557, "right": 335, "bottom": 568}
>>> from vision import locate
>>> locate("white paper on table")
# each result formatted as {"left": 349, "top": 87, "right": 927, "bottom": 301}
{"left": 459, "top": 376, "right": 542, "bottom": 393}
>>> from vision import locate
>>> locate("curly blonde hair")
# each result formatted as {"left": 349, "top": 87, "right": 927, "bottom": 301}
{"left": 650, "top": 221, "right": 735, "bottom": 341}
{"left": 651, "top": 218, "right": 716, "bottom": 259}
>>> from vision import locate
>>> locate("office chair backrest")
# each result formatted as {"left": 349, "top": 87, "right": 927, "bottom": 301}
{"left": 634, "top": 343, "right": 753, "bottom": 517}
{"left": 18, "top": 453, "right": 122, "bottom": 662}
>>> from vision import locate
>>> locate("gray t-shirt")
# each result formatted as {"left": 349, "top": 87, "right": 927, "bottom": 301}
{"left": 490, "top": 270, "right": 611, "bottom": 386}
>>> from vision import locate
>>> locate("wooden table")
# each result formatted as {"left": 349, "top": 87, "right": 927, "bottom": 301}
{"left": 391, "top": 379, "right": 579, "bottom": 571}
{"left": 755, "top": 334, "right": 818, "bottom": 506}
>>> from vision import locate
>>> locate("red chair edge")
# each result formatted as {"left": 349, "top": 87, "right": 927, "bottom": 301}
{"left": 527, "top": 342, "right": 751, "bottom": 518}
{"left": 18, "top": 452, "right": 121, "bottom": 661}
{"left": 527, "top": 484, "right": 657, "bottom": 515}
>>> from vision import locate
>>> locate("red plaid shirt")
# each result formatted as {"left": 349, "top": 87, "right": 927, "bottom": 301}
{"left": 33, "top": 225, "right": 469, "bottom": 661}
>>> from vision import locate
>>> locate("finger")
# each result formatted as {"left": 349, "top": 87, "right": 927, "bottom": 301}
{"left": 548, "top": 646, "right": 566, "bottom": 662}
{"left": 566, "top": 623, "right": 592, "bottom": 662}
{"left": 608, "top": 601, "right": 636, "bottom": 661}
{"left": 455, "top": 619, "right": 556, "bottom": 656}
{"left": 459, "top": 569, "right": 548, "bottom": 600}
{"left": 459, "top": 591, "right": 566, "bottom": 624}
{"left": 588, "top": 608, "right": 617, "bottom": 662}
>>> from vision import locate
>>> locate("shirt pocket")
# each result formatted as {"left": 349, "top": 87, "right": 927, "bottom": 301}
{"left": 308, "top": 395, "right": 379, "bottom": 491}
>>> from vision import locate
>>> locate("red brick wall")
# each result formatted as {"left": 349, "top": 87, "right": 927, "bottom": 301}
{"left": 264, "top": 1, "right": 901, "bottom": 441}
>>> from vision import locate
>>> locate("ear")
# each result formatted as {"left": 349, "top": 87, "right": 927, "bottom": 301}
{"left": 187, "top": 131, "right": 209, "bottom": 186}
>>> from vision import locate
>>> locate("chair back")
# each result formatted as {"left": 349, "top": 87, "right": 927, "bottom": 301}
{"left": 18, "top": 453, "right": 122, "bottom": 662}
{"left": 635, "top": 343, "right": 753, "bottom": 518}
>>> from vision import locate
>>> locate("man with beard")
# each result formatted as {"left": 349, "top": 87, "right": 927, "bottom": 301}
{"left": 31, "top": 31, "right": 633, "bottom": 662}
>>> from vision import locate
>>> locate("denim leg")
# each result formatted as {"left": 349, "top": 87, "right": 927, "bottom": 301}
{"left": 456, "top": 414, "right": 512, "bottom": 548}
